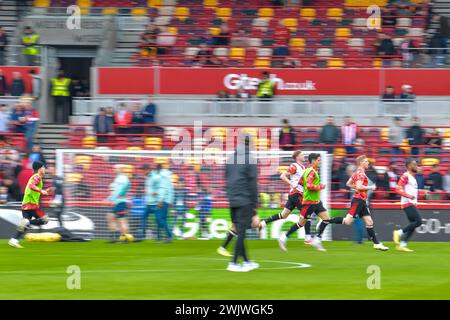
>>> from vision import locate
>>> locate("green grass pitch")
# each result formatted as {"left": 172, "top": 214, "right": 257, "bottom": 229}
{"left": 0, "top": 240, "right": 449, "bottom": 300}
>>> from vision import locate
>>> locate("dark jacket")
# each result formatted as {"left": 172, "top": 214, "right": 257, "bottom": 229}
{"left": 143, "top": 103, "right": 156, "bottom": 124}
{"left": 406, "top": 125, "right": 424, "bottom": 145}
{"left": 319, "top": 124, "right": 339, "bottom": 144}
{"left": 94, "top": 114, "right": 114, "bottom": 134}
{"left": 427, "top": 172, "right": 443, "bottom": 191}
{"left": 279, "top": 126, "right": 296, "bottom": 147}
{"left": 11, "top": 79, "right": 25, "bottom": 97}
{"left": 399, "top": 92, "right": 415, "bottom": 102}
{"left": 131, "top": 111, "right": 144, "bottom": 134}
{"left": 377, "top": 38, "right": 395, "bottom": 56}
{"left": 0, "top": 32, "right": 7, "bottom": 51}
{"left": 225, "top": 146, "right": 257, "bottom": 208}
{"left": 0, "top": 75, "right": 7, "bottom": 96}
{"left": 381, "top": 93, "right": 396, "bottom": 101}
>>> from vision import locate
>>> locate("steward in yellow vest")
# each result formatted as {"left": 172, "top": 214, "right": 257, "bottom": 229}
{"left": 256, "top": 71, "right": 275, "bottom": 100}
{"left": 21, "top": 27, "right": 40, "bottom": 66}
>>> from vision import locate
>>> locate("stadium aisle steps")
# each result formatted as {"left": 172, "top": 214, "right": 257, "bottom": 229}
{"left": 35, "top": 124, "right": 71, "bottom": 165}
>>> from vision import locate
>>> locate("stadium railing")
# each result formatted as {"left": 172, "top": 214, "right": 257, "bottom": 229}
{"left": 72, "top": 98, "right": 450, "bottom": 118}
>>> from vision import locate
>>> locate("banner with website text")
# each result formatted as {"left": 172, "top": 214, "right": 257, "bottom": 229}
{"left": 96, "top": 68, "right": 450, "bottom": 96}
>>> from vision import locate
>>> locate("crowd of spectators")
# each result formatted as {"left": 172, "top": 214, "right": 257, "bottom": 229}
{"left": 93, "top": 97, "right": 160, "bottom": 143}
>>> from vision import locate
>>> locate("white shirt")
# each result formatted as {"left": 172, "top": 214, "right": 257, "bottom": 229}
{"left": 398, "top": 171, "right": 418, "bottom": 207}
{"left": 287, "top": 162, "right": 305, "bottom": 195}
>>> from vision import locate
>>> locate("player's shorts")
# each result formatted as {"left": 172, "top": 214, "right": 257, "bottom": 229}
{"left": 22, "top": 209, "right": 45, "bottom": 220}
{"left": 285, "top": 193, "right": 303, "bottom": 211}
{"left": 230, "top": 204, "right": 254, "bottom": 228}
{"left": 300, "top": 201, "right": 327, "bottom": 219}
{"left": 112, "top": 202, "right": 128, "bottom": 218}
{"left": 348, "top": 198, "right": 371, "bottom": 218}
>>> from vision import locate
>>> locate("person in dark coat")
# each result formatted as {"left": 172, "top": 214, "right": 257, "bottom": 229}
{"left": 224, "top": 135, "right": 259, "bottom": 272}
{"left": 93, "top": 107, "right": 114, "bottom": 144}
{"left": 11, "top": 72, "right": 25, "bottom": 97}
{"left": 0, "top": 69, "right": 8, "bottom": 96}
{"left": 406, "top": 117, "right": 425, "bottom": 155}
{"left": 279, "top": 119, "right": 296, "bottom": 151}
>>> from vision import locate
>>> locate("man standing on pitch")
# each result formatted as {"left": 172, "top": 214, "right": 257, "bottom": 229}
{"left": 393, "top": 159, "right": 423, "bottom": 252}
{"left": 225, "top": 135, "right": 259, "bottom": 272}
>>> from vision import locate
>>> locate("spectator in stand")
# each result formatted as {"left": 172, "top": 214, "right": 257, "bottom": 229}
{"left": 143, "top": 96, "right": 158, "bottom": 133}
{"left": 406, "top": 117, "right": 424, "bottom": 155}
{"left": 396, "top": 0, "right": 414, "bottom": 16}
{"left": 319, "top": 116, "right": 339, "bottom": 153}
{"left": 194, "top": 44, "right": 215, "bottom": 67}
{"left": 384, "top": 162, "right": 398, "bottom": 200}
{"left": 93, "top": 107, "right": 114, "bottom": 144}
{"left": 331, "top": 160, "right": 341, "bottom": 192}
{"left": 140, "top": 24, "right": 159, "bottom": 59}
{"left": 425, "top": 128, "right": 442, "bottom": 154}
{"left": 216, "top": 90, "right": 230, "bottom": 101}
{"left": 273, "top": 20, "right": 291, "bottom": 64}
{"left": 131, "top": 103, "right": 145, "bottom": 135}
{"left": 354, "top": 137, "right": 366, "bottom": 154}
{"left": 235, "top": 88, "right": 251, "bottom": 101}
{"left": 29, "top": 144, "right": 46, "bottom": 166}
{"left": 10, "top": 103, "right": 27, "bottom": 134}
{"left": 382, "top": 4, "right": 397, "bottom": 26}
{"left": 340, "top": 164, "right": 355, "bottom": 199}
{"left": 416, "top": 166, "right": 425, "bottom": 190}
{"left": 24, "top": 100, "right": 39, "bottom": 152}
{"left": 106, "top": 106, "right": 115, "bottom": 124}
{"left": 381, "top": 85, "right": 396, "bottom": 101}
{"left": 366, "top": 162, "right": 379, "bottom": 187}
{"left": 341, "top": 116, "right": 358, "bottom": 154}
{"left": 0, "top": 26, "right": 8, "bottom": 66}
{"left": 156, "top": 26, "right": 177, "bottom": 55}
{"left": 389, "top": 117, "right": 405, "bottom": 154}
{"left": 28, "top": 69, "right": 42, "bottom": 104}
{"left": 400, "top": 38, "right": 418, "bottom": 68}
{"left": 279, "top": 119, "right": 296, "bottom": 151}
{"left": 0, "top": 104, "right": 9, "bottom": 133}
{"left": 70, "top": 78, "right": 86, "bottom": 98}
{"left": 281, "top": 57, "right": 300, "bottom": 68}
{"left": 0, "top": 69, "right": 7, "bottom": 96}
{"left": 213, "top": 25, "right": 231, "bottom": 46}
{"left": 426, "top": 164, "right": 443, "bottom": 200}
{"left": 231, "top": 29, "right": 250, "bottom": 47}
{"left": 11, "top": 72, "right": 25, "bottom": 97}
{"left": 374, "top": 33, "right": 396, "bottom": 67}
{"left": 443, "top": 168, "right": 450, "bottom": 200}
{"left": 114, "top": 103, "right": 132, "bottom": 135}
{"left": 399, "top": 84, "right": 416, "bottom": 102}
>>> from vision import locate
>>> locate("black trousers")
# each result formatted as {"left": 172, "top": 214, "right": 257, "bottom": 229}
{"left": 230, "top": 204, "right": 254, "bottom": 264}
{"left": 402, "top": 206, "right": 423, "bottom": 241}
{"left": 54, "top": 96, "right": 70, "bottom": 124}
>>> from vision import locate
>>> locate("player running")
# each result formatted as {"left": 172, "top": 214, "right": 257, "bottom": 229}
{"left": 278, "top": 153, "right": 331, "bottom": 252}
{"left": 8, "top": 161, "right": 52, "bottom": 249}
{"left": 257, "top": 150, "right": 312, "bottom": 243}
{"left": 107, "top": 164, "right": 131, "bottom": 243}
{"left": 393, "top": 159, "right": 423, "bottom": 252}
{"left": 326, "top": 155, "right": 389, "bottom": 251}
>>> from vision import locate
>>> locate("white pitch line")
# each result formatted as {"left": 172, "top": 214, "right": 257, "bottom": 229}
{"left": 0, "top": 259, "right": 311, "bottom": 274}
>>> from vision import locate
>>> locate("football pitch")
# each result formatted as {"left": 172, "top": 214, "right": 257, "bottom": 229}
{"left": 0, "top": 240, "right": 449, "bottom": 300}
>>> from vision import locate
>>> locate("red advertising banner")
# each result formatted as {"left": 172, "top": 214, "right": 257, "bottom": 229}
{"left": 96, "top": 68, "right": 450, "bottom": 96}
{"left": 0, "top": 66, "right": 40, "bottom": 94}
{"left": 97, "top": 67, "right": 154, "bottom": 95}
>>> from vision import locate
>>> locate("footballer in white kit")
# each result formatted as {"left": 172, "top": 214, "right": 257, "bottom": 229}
{"left": 393, "top": 159, "right": 423, "bottom": 252}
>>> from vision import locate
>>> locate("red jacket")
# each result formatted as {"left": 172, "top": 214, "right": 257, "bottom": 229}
{"left": 114, "top": 111, "right": 132, "bottom": 127}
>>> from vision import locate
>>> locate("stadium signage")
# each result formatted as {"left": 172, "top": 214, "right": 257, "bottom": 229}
{"left": 223, "top": 73, "right": 316, "bottom": 91}
{"left": 332, "top": 209, "right": 450, "bottom": 241}
{"left": 97, "top": 68, "right": 450, "bottom": 96}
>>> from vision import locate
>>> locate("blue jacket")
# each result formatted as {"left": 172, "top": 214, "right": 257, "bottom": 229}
{"left": 145, "top": 169, "right": 174, "bottom": 205}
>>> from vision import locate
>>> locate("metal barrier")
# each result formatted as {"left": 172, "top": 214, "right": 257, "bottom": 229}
{"left": 1, "top": 45, "right": 46, "bottom": 66}
{"left": 71, "top": 98, "right": 450, "bottom": 117}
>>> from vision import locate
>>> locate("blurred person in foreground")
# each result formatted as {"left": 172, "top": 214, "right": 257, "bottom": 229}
{"left": 224, "top": 135, "right": 260, "bottom": 271}
{"left": 8, "top": 161, "right": 51, "bottom": 249}
{"left": 107, "top": 164, "right": 131, "bottom": 243}
{"left": 145, "top": 163, "right": 174, "bottom": 243}
{"left": 393, "top": 159, "right": 423, "bottom": 252}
